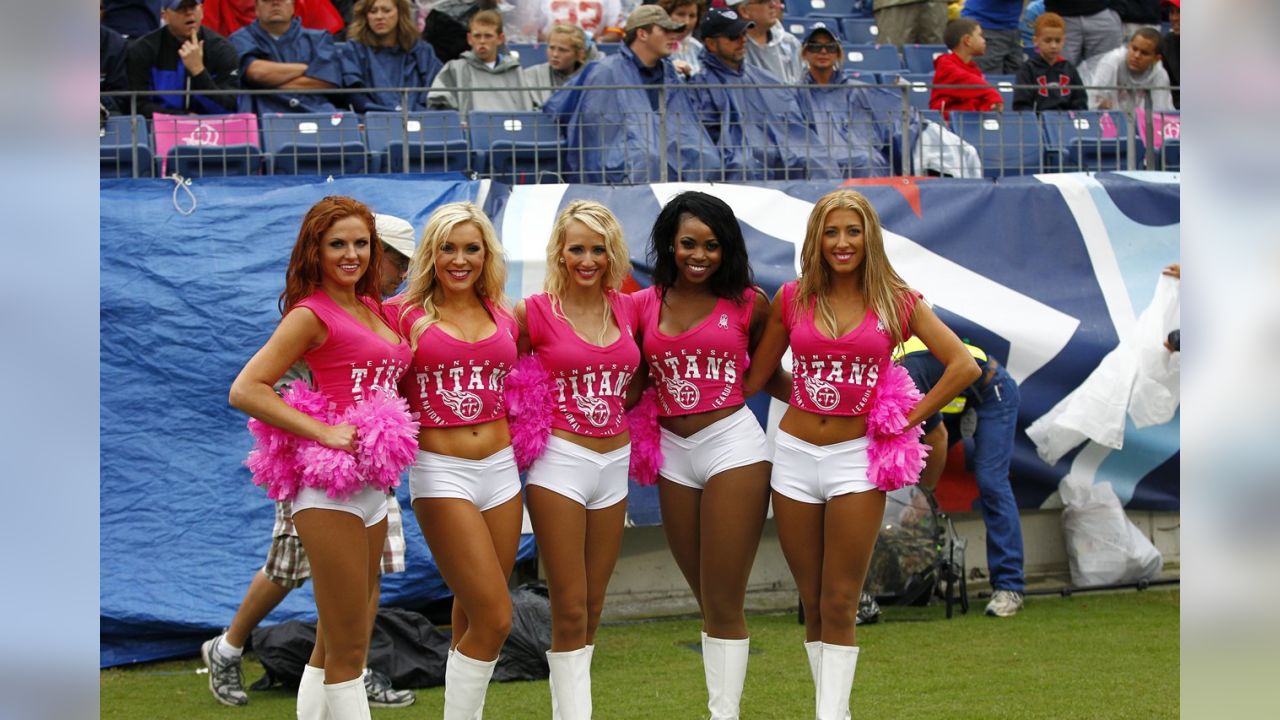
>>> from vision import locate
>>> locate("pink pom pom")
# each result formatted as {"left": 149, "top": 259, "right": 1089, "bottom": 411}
{"left": 505, "top": 354, "right": 555, "bottom": 472}
{"left": 244, "top": 381, "right": 418, "bottom": 501}
{"left": 245, "top": 382, "right": 333, "bottom": 500}
{"left": 625, "top": 386, "right": 663, "bottom": 486}
{"left": 297, "top": 442, "right": 361, "bottom": 497}
{"left": 865, "top": 363, "right": 930, "bottom": 492}
{"left": 343, "top": 387, "right": 420, "bottom": 495}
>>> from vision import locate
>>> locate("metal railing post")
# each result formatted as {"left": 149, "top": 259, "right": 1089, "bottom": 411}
{"left": 900, "top": 81, "right": 913, "bottom": 176}
{"left": 658, "top": 87, "right": 669, "bottom": 183}
{"left": 400, "top": 92, "right": 411, "bottom": 174}
{"left": 1143, "top": 92, "right": 1156, "bottom": 171}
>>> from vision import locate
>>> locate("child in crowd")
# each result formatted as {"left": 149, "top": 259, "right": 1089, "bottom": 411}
{"left": 1013, "top": 12, "right": 1088, "bottom": 111}
{"left": 929, "top": 17, "right": 1004, "bottom": 119}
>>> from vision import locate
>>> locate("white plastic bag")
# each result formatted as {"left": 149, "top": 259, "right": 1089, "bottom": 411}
{"left": 1059, "top": 481, "right": 1163, "bottom": 587}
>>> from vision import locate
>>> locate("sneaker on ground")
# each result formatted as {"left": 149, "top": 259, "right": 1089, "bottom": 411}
{"left": 365, "top": 668, "right": 416, "bottom": 708}
{"left": 856, "top": 590, "right": 881, "bottom": 625}
{"left": 985, "top": 589, "right": 1024, "bottom": 617}
{"left": 201, "top": 634, "right": 249, "bottom": 706}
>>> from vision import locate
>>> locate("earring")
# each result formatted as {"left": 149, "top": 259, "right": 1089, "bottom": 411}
{"left": 558, "top": 258, "right": 565, "bottom": 264}
{"left": 668, "top": 245, "right": 674, "bottom": 252}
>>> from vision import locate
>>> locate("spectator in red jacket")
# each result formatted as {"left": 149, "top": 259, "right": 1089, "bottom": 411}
{"left": 929, "top": 17, "right": 1004, "bottom": 119}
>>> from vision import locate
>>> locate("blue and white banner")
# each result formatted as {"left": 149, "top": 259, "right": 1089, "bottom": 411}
{"left": 493, "top": 174, "right": 1181, "bottom": 520}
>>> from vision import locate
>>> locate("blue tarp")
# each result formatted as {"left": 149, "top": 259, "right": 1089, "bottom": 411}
{"left": 99, "top": 176, "right": 532, "bottom": 667}
{"left": 101, "top": 172, "right": 1179, "bottom": 667}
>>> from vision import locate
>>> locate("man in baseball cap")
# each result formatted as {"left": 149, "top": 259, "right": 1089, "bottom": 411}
{"left": 374, "top": 213, "right": 418, "bottom": 297}
{"left": 696, "top": 6, "right": 754, "bottom": 42}
{"left": 125, "top": 0, "right": 241, "bottom": 117}
{"left": 622, "top": 4, "right": 687, "bottom": 65}
{"left": 693, "top": 7, "right": 837, "bottom": 181}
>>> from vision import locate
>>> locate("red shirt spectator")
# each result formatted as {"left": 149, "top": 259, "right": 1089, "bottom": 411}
{"left": 929, "top": 17, "right": 1004, "bottom": 119}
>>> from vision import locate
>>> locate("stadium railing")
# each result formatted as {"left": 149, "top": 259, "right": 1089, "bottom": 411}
{"left": 100, "top": 82, "right": 1181, "bottom": 182}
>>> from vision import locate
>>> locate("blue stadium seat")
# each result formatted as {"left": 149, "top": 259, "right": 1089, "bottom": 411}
{"left": 596, "top": 42, "right": 622, "bottom": 56}
{"left": 1041, "top": 110, "right": 1128, "bottom": 171}
{"left": 900, "top": 73, "right": 934, "bottom": 111}
{"left": 1156, "top": 114, "right": 1180, "bottom": 171}
{"left": 786, "top": 0, "right": 869, "bottom": 19}
{"left": 467, "top": 111, "right": 564, "bottom": 184}
{"left": 506, "top": 43, "right": 547, "bottom": 68}
{"left": 842, "top": 44, "right": 902, "bottom": 72}
{"left": 364, "top": 111, "right": 470, "bottom": 174}
{"left": 1135, "top": 111, "right": 1180, "bottom": 171}
{"left": 782, "top": 16, "right": 843, "bottom": 42}
{"left": 101, "top": 115, "right": 154, "bottom": 178}
{"left": 840, "top": 69, "right": 881, "bottom": 85}
{"left": 261, "top": 112, "right": 368, "bottom": 175}
{"left": 950, "top": 111, "right": 1046, "bottom": 177}
{"left": 166, "top": 144, "right": 263, "bottom": 177}
{"left": 903, "top": 44, "right": 948, "bottom": 74}
{"left": 987, "top": 74, "right": 1016, "bottom": 108}
{"left": 919, "top": 109, "right": 946, "bottom": 128}
{"left": 840, "top": 18, "right": 879, "bottom": 46}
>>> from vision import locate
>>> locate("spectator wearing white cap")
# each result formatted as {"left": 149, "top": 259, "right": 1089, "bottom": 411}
{"left": 375, "top": 213, "right": 417, "bottom": 297}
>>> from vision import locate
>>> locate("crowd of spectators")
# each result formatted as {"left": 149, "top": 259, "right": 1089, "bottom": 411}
{"left": 101, "top": 0, "right": 1181, "bottom": 176}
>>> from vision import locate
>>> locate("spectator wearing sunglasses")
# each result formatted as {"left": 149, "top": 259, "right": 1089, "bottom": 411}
{"left": 798, "top": 26, "right": 901, "bottom": 177}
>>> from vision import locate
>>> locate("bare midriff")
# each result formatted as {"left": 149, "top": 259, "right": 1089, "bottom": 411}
{"left": 778, "top": 407, "right": 869, "bottom": 446}
{"left": 420, "top": 417, "right": 513, "bottom": 460}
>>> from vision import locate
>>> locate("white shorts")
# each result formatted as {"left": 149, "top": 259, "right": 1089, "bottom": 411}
{"left": 525, "top": 435, "right": 630, "bottom": 510}
{"left": 659, "top": 406, "right": 771, "bottom": 490}
{"left": 770, "top": 430, "right": 877, "bottom": 504}
{"left": 292, "top": 484, "right": 389, "bottom": 527}
{"left": 409, "top": 446, "right": 521, "bottom": 512}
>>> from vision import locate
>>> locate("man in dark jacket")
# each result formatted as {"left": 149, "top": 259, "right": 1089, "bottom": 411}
{"left": 102, "top": 20, "right": 131, "bottom": 118}
{"left": 128, "top": 0, "right": 241, "bottom": 117}
{"left": 1161, "top": 0, "right": 1179, "bottom": 108}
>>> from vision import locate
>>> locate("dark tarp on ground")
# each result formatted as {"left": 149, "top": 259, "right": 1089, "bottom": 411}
{"left": 251, "top": 586, "right": 551, "bottom": 688}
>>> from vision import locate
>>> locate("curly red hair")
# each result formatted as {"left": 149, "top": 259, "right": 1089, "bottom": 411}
{"left": 279, "top": 196, "right": 383, "bottom": 314}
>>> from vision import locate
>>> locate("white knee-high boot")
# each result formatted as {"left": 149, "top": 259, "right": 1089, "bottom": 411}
{"left": 298, "top": 664, "right": 330, "bottom": 720}
{"left": 815, "top": 643, "right": 859, "bottom": 720}
{"left": 444, "top": 650, "right": 498, "bottom": 720}
{"left": 703, "top": 634, "right": 750, "bottom": 720}
{"left": 805, "top": 641, "right": 852, "bottom": 720}
{"left": 323, "top": 676, "right": 371, "bottom": 720}
{"left": 546, "top": 646, "right": 593, "bottom": 719}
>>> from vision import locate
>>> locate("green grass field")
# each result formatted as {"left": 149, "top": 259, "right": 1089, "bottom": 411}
{"left": 102, "top": 589, "right": 1178, "bottom": 719}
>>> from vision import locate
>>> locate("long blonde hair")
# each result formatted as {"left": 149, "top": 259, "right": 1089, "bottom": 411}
{"left": 399, "top": 202, "right": 509, "bottom": 349}
{"left": 543, "top": 200, "right": 631, "bottom": 344}
{"left": 795, "top": 190, "right": 913, "bottom": 347}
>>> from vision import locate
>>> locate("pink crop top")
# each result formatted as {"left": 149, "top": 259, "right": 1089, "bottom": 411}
{"left": 293, "top": 291, "right": 411, "bottom": 413}
{"left": 635, "top": 286, "right": 756, "bottom": 417}
{"left": 524, "top": 292, "right": 641, "bottom": 438}
{"left": 781, "top": 280, "right": 919, "bottom": 417}
{"left": 384, "top": 297, "right": 518, "bottom": 429}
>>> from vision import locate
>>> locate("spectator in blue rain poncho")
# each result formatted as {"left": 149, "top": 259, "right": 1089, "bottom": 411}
{"left": 542, "top": 5, "right": 723, "bottom": 183}
{"left": 230, "top": 0, "right": 343, "bottom": 114}
{"left": 340, "top": 0, "right": 442, "bottom": 112}
{"left": 689, "top": 8, "right": 838, "bottom": 181}
{"left": 796, "top": 26, "right": 910, "bottom": 177}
